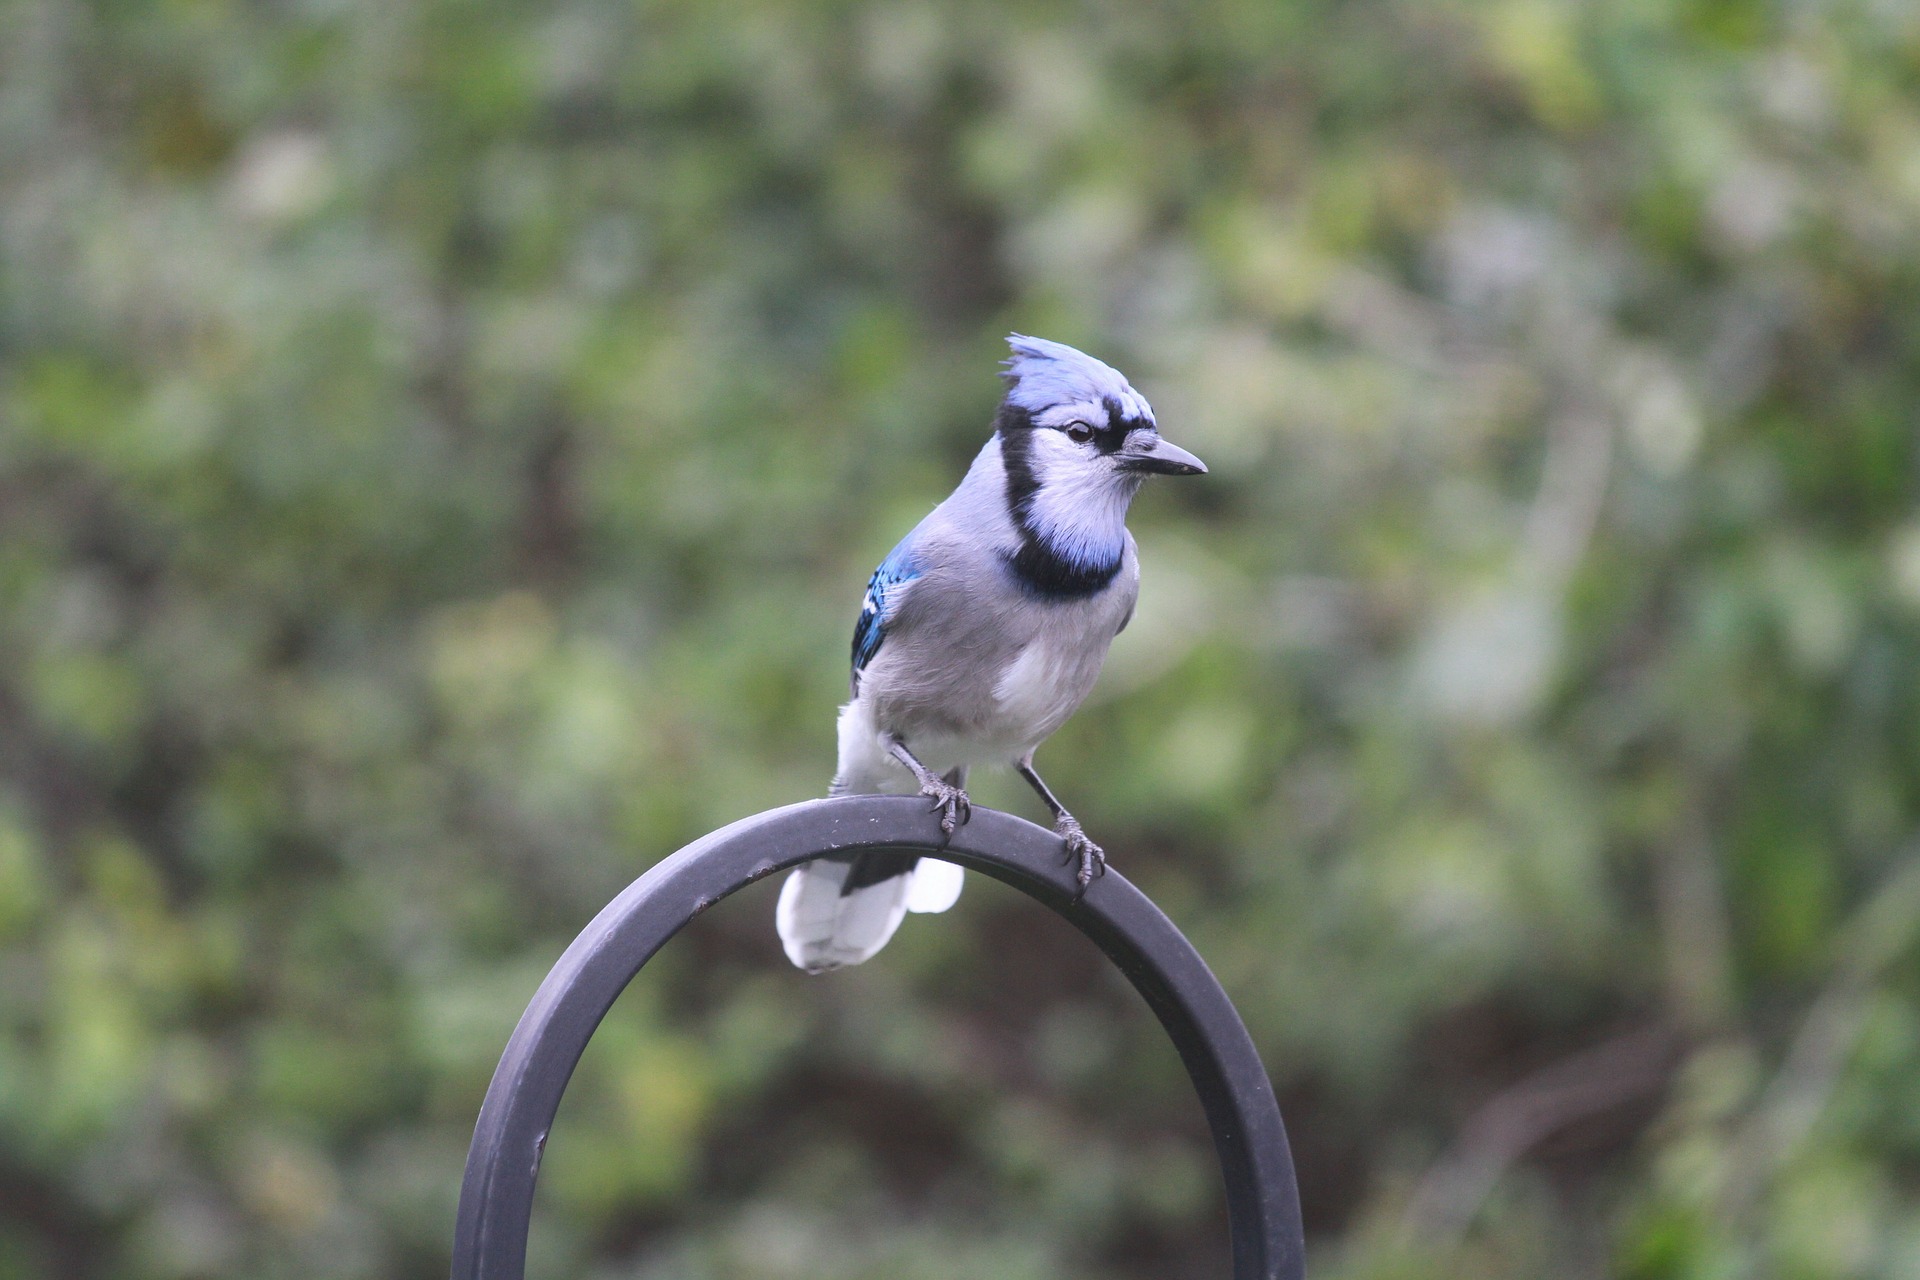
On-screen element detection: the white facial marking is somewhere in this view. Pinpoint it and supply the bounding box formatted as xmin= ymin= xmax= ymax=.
xmin=1020 ymin=428 xmax=1142 ymax=567
xmin=1030 ymin=399 xmax=1111 ymax=431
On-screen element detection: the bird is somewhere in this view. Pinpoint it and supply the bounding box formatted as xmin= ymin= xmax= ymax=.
xmin=776 ymin=334 xmax=1207 ymax=973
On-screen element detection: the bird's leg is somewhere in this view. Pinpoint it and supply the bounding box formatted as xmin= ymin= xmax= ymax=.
xmin=1015 ymin=752 xmax=1105 ymax=897
xmin=887 ymin=737 xmax=971 ymax=841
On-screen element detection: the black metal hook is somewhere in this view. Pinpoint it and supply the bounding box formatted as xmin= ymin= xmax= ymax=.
xmin=451 ymin=796 xmax=1305 ymax=1279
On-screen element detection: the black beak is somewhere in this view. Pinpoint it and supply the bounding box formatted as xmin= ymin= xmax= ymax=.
xmin=1116 ymin=435 xmax=1207 ymax=476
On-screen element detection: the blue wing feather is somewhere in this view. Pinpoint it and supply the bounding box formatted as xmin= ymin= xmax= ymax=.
xmin=850 ymin=539 xmax=922 ymax=693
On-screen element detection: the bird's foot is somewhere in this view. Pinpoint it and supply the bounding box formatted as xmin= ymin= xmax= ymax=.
xmin=920 ymin=778 xmax=971 ymax=842
xmin=1057 ymin=817 xmax=1106 ymax=899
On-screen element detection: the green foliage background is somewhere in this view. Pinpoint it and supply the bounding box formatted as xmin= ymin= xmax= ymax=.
xmin=5 ymin=0 xmax=1920 ymax=1275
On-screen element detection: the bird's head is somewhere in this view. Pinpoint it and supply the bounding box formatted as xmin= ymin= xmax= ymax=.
xmin=991 ymin=335 xmax=1206 ymax=581
xmin=996 ymin=334 xmax=1206 ymax=493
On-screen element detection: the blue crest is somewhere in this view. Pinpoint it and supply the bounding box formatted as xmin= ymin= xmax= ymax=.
xmin=1001 ymin=335 xmax=1154 ymax=426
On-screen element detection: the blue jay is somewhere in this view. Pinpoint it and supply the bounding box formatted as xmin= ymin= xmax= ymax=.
xmin=776 ymin=335 xmax=1207 ymax=972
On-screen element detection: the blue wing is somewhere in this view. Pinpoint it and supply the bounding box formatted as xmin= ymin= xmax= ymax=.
xmin=850 ymin=540 xmax=922 ymax=694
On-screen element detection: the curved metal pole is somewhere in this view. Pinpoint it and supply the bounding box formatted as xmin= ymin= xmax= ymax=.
xmin=451 ymin=796 xmax=1304 ymax=1280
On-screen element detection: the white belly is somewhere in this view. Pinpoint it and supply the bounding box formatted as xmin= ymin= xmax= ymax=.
xmin=990 ymin=633 xmax=1100 ymax=747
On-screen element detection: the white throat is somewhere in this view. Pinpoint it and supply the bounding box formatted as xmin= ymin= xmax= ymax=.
xmin=1024 ymin=458 xmax=1140 ymax=569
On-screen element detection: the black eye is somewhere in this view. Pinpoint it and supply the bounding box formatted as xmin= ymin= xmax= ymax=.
xmin=1064 ymin=421 xmax=1095 ymax=444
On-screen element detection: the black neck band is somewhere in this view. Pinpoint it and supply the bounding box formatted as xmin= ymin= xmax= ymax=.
xmin=1001 ymin=538 xmax=1122 ymax=599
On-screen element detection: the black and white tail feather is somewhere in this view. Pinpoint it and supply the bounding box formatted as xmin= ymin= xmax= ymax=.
xmin=775 ymin=335 xmax=1205 ymax=972
xmin=776 ymin=775 xmax=967 ymax=973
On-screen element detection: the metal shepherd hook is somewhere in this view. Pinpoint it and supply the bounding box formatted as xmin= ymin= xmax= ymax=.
xmin=450 ymin=795 xmax=1306 ymax=1279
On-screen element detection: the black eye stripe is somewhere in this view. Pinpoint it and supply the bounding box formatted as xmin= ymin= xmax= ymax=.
xmin=999 ymin=398 xmax=1156 ymax=479
xmin=1057 ymin=425 xmax=1148 ymax=456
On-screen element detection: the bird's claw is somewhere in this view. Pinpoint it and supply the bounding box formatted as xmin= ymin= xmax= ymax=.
xmin=921 ymin=780 xmax=971 ymax=843
xmin=1057 ymin=818 xmax=1106 ymax=899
